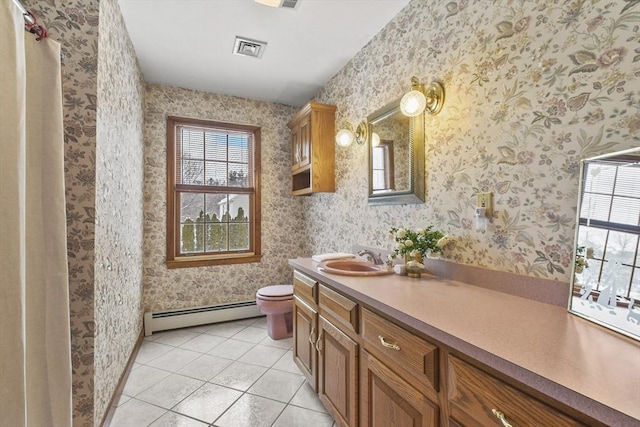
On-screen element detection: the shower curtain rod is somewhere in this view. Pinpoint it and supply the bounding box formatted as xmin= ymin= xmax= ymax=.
xmin=12 ymin=0 xmax=48 ymax=40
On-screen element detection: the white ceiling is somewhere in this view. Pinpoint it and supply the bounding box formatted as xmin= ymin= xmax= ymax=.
xmin=117 ymin=0 xmax=410 ymax=107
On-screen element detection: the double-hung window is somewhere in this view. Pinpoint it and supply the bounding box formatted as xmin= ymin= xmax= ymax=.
xmin=166 ymin=116 xmax=261 ymax=268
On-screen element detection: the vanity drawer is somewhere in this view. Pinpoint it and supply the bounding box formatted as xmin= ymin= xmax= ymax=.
xmin=448 ymin=355 xmax=584 ymax=426
xmin=318 ymin=284 xmax=358 ymax=334
xmin=361 ymin=308 xmax=439 ymax=395
xmin=293 ymin=270 xmax=317 ymax=306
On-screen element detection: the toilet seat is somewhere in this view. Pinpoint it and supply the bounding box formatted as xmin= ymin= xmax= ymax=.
xmin=256 ymin=285 xmax=293 ymax=302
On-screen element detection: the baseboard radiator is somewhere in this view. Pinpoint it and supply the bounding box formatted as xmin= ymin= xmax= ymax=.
xmin=144 ymin=300 xmax=262 ymax=336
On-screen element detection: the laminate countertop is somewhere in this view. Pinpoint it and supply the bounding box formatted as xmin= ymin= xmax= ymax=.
xmin=289 ymin=257 xmax=640 ymax=425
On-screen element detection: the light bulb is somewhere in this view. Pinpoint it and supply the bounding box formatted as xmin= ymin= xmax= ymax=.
xmin=335 ymin=129 xmax=355 ymax=147
xmin=371 ymin=132 xmax=381 ymax=147
xmin=400 ymin=90 xmax=427 ymax=117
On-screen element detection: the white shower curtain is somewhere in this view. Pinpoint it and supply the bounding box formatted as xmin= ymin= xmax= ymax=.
xmin=0 ymin=2 xmax=73 ymax=426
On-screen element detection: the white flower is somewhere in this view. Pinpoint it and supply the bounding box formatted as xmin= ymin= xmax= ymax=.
xmin=416 ymin=228 xmax=425 ymax=235
xmin=396 ymin=229 xmax=407 ymax=239
xmin=436 ymin=235 xmax=456 ymax=251
xmin=398 ymin=242 xmax=405 ymax=250
xmin=404 ymin=239 xmax=413 ymax=247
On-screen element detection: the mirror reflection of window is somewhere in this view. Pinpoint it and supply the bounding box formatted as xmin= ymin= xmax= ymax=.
xmin=372 ymin=140 xmax=395 ymax=191
xmin=577 ymin=159 xmax=640 ymax=301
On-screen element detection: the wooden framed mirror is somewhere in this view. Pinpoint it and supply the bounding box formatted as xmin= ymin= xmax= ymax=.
xmin=367 ymin=98 xmax=425 ymax=205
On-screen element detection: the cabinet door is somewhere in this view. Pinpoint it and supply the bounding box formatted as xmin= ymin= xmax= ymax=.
xmin=298 ymin=116 xmax=311 ymax=169
xmin=317 ymin=316 xmax=358 ymax=427
xmin=293 ymin=297 xmax=318 ymax=390
xmin=360 ymin=350 xmax=439 ymax=427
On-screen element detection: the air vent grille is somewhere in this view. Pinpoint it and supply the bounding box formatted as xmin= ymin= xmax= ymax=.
xmin=233 ymin=36 xmax=267 ymax=59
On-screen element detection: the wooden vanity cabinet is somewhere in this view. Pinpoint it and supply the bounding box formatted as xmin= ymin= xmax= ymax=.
xmin=293 ymin=271 xmax=318 ymax=390
xmin=447 ymin=355 xmax=591 ymax=427
xmin=288 ymin=102 xmax=336 ymax=195
xmin=317 ymin=315 xmax=359 ymax=427
xmin=360 ymin=308 xmax=440 ymax=427
xmin=293 ymin=272 xmax=359 ymax=427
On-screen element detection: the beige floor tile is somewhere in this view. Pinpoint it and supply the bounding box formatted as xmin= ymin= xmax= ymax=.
xmin=153 ymin=329 xmax=201 ymax=347
xmin=179 ymin=333 xmax=226 ymax=353
xmin=247 ymin=369 xmax=305 ymax=403
xmin=136 ymin=341 xmax=174 ymax=364
xmin=110 ymin=398 xmax=166 ymax=427
xmin=259 ymin=335 xmax=293 ymax=350
xmin=213 ymin=394 xmax=285 ymax=427
xmin=289 ymin=382 xmax=327 ymax=413
xmin=238 ymin=345 xmax=287 ymax=368
xmin=249 ymin=317 xmax=268 ymax=329
xmin=147 ymin=347 xmax=202 ymax=372
xmin=207 ymin=338 xmax=255 ymax=360
xmin=272 ymin=405 xmax=334 ymax=427
xmin=178 ymin=354 xmax=233 ymax=381
xmin=205 ymin=321 xmax=248 ymax=338
xmin=148 ymin=411 xmax=208 ymax=427
xmin=271 ymin=351 xmax=301 ymax=375
xmin=211 ymin=361 xmax=268 ymax=391
xmin=122 ymin=365 xmax=172 ymax=397
xmin=173 ymin=383 xmax=242 ymax=424
xmin=136 ymin=373 xmax=204 ymax=409
xmin=231 ymin=326 xmax=269 ymax=344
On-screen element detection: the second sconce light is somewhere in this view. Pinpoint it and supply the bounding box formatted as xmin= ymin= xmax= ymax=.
xmin=400 ymin=76 xmax=445 ymax=117
xmin=335 ymin=121 xmax=368 ymax=147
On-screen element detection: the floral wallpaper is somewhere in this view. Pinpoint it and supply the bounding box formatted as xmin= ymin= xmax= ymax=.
xmin=95 ymin=0 xmax=145 ymax=424
xmin=310 ymin=0 xmax=639 ymax=284
xmin=143 ymin=85 xmax=302 ymax=312
xmin=25 ymin=0 xmax=100 ymax=425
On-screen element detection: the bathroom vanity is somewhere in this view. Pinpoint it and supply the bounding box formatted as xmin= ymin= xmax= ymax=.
xmin=289 ymin=257 xmax=640 ymax=427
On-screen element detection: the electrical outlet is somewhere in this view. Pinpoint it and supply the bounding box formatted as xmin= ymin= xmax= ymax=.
xmin=476 ymin=192 xmax=493 ymax=217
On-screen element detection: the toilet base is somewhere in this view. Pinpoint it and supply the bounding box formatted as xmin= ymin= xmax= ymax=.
xmin=266 ymin=311 xmax=293 ymax=340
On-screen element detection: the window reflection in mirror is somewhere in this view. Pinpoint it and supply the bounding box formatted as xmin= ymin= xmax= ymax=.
xmin=372 ymin=141 xmax=394 ymax=191
xmin=570 ymin=147 xmax=640 ymax=340
xmin=367 ymin=98 xmax=425 ymax=205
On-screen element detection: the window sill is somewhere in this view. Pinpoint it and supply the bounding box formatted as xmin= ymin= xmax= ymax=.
xmin=166 ymin=254 xmax=262 ymax=269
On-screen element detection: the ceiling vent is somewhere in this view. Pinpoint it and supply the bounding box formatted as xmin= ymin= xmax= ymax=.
xmin=254 ymin=0 xmax=300 ymax=9
xmin=233 ymin=36 xmax=267 ymax=59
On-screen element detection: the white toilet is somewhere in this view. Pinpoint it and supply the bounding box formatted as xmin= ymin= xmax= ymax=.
xmin=255 ymin=284 xmax=294 ymax=340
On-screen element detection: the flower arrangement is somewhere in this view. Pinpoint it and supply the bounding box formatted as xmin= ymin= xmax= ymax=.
xmin=575 ymin=245 xmax=594 ymax=274
xmin=389 ymin=226 xmax=446 ymax=260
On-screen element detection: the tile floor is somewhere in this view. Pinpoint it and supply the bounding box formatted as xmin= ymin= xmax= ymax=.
xmin=111 ymin=317 xmax=336 ymax=427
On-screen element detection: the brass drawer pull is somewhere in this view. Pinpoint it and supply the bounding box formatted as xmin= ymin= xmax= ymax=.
xmin=315 ymin=332 xmax=323 ymax=354
xmin=378 ymin=335 xmax=400 ymax=351
xmin=491 ymin=409 xmax=513 ymax=427
xmin=308 ymin=327 xmax=316 ymax=345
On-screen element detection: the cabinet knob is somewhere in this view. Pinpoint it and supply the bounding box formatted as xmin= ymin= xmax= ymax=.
xmin=378 ymin=335 xmax=401 ymax=351
xmin=491 ymin=409 xmax=513 ymax=427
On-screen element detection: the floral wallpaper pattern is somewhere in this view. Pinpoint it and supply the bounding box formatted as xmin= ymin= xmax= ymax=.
xmin=143 ymin=85 xmax=302 ymax=312
xmin=95 ymin=0 xmax=145 ymax=424
xmin=25 ymin=0 xmax=100 ymax=425
xmin=311 ymin=0 xmax=639 ymax=284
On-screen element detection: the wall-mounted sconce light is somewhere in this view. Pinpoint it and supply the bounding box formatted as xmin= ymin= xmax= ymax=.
xmin=335 ymin=121 xmax=368 ymax=147
xmin=399 ymin=76 xmax=445 ymax=117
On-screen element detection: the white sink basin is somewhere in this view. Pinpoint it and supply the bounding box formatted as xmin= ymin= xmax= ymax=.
xmin=318 ymin=260 xmax=392 ymax=276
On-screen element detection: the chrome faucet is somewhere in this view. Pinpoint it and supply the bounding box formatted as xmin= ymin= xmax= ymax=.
xmin=358 ymin=249 xmax=384 ymax=265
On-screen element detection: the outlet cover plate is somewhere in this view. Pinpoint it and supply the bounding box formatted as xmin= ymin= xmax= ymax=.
xmin=476 ymin=192 xmax=493 ymax=217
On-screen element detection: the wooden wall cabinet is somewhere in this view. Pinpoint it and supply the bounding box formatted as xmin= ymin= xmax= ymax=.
xmin=288 ymin=102 xmax=336 ymax=195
